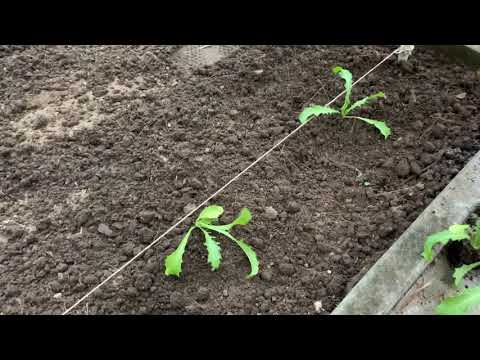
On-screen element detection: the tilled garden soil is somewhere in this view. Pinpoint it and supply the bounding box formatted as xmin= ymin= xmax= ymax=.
xmin=1 ymin=45 xmax=479 ymax=314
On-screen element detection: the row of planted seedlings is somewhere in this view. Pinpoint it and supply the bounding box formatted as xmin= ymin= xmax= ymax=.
xmin=164 ymin=62 xmax=480 ymax=315
xmin=164 ymin=70 xmax=389 ymax=284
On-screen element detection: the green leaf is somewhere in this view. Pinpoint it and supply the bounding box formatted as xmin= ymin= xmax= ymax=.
xmin=197 ymin=207 xmax=252 ymax=232
xmin=346 ymin=92 xmax=385 ymax=115
xmin=197 ymin=205 xmax=224 ymax=224
xmin=453 ymin=261 xmax=480 ymax=288
xmin=349 ymin=116 xmax=391 ymax=139
xmin=200 ymin=223 xmax=259 ymax=278
xmin=229 ymin=237 xmax=259 ymax=279
xmin=422 ymin=224 xmax=471 ymax=262
xmin=471 ymin=221 xmax=480 ymax=250
xmin=436 ymin=286 xmax=480 ymax=315
xmin=164 ymin=226 xmax=195 ymax=277
xmin=332 ymin=66 xmax=353 ymax=115
xmin=298 ymin=105 xmax=339 ymax=124
xmin=223 ymin=207 xmax=252 ymax=230
xmin=200 ymin=228 xmax=222 ymax=271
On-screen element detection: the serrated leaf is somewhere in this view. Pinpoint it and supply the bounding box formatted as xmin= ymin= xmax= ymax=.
xmin=422 ymin=224 xmax=471 ymax=262
xmin=197 ymin=205 xmax=224 ymax=224
xmin=229 ymin=237 xmax=259 ymax=279
xmin=332 ymin=66 xmax=353 ymax=115
xmin=200 ymin=223 xmax=259 ymax=278
xmin=471 ymin=221 xmax=480 ymax=250
xmin=350 ymin=116 xmax=391 ymax=139
xmin=200 ymin=228 xmax=222 ymax=271
xmin=436 ymin=286 xmax=480 ymax=315
xmin=298 ymin=105 xmax=339 ymax=124
xmin=346 ymin=92 xmax=385 ymax=115
xmin=453 ymin=261 xmax=480 ymax=288
xmin=164 ymin=226 xmax=195 ymax=277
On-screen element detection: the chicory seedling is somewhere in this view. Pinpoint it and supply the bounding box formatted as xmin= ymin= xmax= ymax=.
xmin=164 ymin=205 xmax=259 ymax=278
xmin=422 ymin=220 xmax=480 ymax=315
xmin=299 ymin=66 xmax=391 ymax=139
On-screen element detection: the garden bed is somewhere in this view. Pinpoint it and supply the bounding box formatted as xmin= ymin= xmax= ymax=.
xmin=0 ymin=45 xmax=479 ymax=314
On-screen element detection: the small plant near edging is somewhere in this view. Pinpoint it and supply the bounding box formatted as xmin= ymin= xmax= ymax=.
xmin=422 ymin=221 xmax=480 ymax=315
xmin=298 ymin=66 xmax=391 ymax=139
xmin=164 ymin=205 xmax=259 ymax=278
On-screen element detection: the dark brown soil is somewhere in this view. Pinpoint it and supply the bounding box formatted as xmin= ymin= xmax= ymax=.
xmin=0 ymin=45 xmax=479 ymax=315
xmin=446 ymin=209 xmax=480 ymax=267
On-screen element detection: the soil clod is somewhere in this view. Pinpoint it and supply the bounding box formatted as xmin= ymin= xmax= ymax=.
xmin=97 ymin=223 xmax=114 ymax=237
xmin=264 ymin=206 xmax=278 ymax=220
xmin=395 ymin=159 xmax=411 ymax=177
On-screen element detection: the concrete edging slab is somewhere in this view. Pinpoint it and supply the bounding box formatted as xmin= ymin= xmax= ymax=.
xmin=420 ymin=45 xmax=480 ymax=69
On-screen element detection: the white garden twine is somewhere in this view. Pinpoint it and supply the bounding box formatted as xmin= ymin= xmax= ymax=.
xmin=62 ymin=46 xmax=404 ymax=315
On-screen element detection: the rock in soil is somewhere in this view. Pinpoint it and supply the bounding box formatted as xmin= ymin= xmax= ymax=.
xmin=97 ymin=223 xmax=114 ymax=237
xmin=183 ymin=203 xmax=196 ymax=214
xmin=138 ymin=210 xmax=158 ymax=224
xmin=264 ymin=206 xmax=278 ymax=220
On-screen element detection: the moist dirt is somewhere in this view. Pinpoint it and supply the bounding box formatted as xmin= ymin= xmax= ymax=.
xmin=0 ymin=45 xmax=479 ymax=314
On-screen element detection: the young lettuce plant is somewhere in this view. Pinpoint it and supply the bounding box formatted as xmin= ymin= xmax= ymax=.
xmin=299 ymin=66 xmax=391 ymax=139
xmin=422 ymin=221 xmax=480 ymax=315
xmin=164 ymin=205 xmax=259 ymax=278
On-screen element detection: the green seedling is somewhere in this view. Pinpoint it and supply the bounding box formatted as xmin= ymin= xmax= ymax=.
xmin=164 ymin=205 xmax=259 ymax=278
xmin=422 ymin=220 xmax=480 ymax=315
xmin=298 ymin=66 xmax=391 ymax=139
xmin=436 ymin=286 xmax=480 ymax=315
xmin=422 ymin=222 xmax=480 ymax=262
